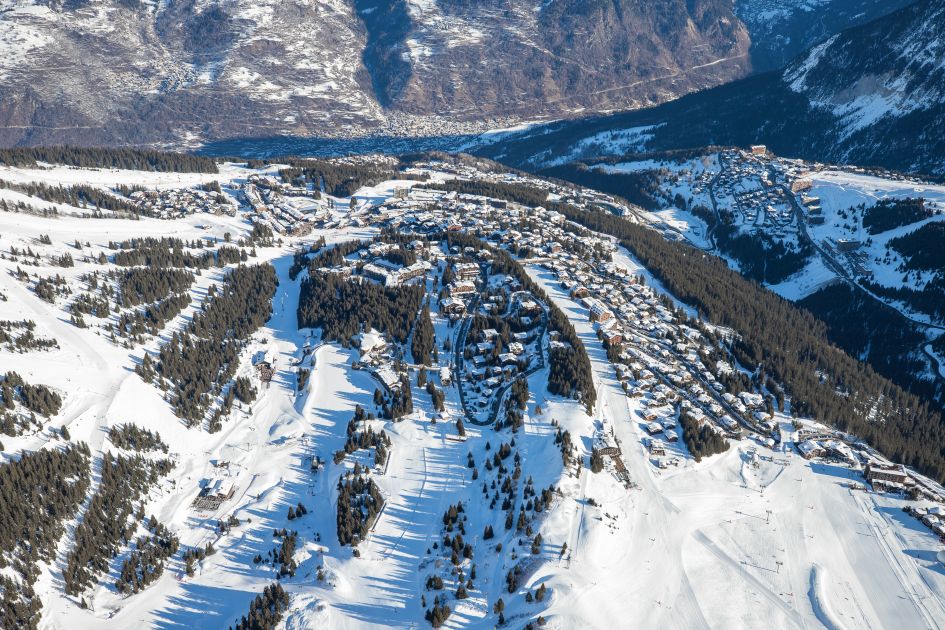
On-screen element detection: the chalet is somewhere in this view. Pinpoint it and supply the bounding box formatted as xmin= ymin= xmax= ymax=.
xmin=255 ymin=361 xmax=275 ymax=384
xmin=602 ymin=328 xmax=623 ymax=345
xmin=648 ymin=439 xmax=667 ymax=456
xmin=439 ymin=367 xmax=452 ymax=386
xmin=588 ymin=301 xmax=613 ymax=323
xmin=797 ymin=440 xmax=825 ymax=460
xmin=454 ymin=262 xmax=481 ymax=281
xmin=375 ymin=366 xmax=402 ymax=393
xmin=439 ymin=297 xmax=466 ymax=316
xmin=509 ymin=342 xmax=525 ymax=355
xmin=449 ymin=281 xmax=476 ymax=297
xmin=499 ymin=353 xmax=519 ymax=366
xmin=645 ymin=421 xmax=663 ymax=436
xmin=823 ymin=440 xmax=857 ymax=466
xmin=517 ymin=298 xmax=541 ymax=315
xmin=865 ymin=463 xmax=913 ymax=492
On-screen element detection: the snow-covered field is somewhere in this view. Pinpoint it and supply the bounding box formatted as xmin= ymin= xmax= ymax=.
xmin=0 ymin=163 xmax=943 ymax=628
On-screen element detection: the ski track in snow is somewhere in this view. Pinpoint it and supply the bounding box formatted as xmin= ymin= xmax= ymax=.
xmin=0 ymin=164 xmax=940 ymax=628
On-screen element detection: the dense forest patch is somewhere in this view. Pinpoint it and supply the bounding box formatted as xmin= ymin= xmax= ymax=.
xmin=0 ymin=445 xmax=91 ymax=628
xmin=144 ymin=264 xmax=278 ymax=425
xmin=64 ymin=453 xmax=174 ymax=595
xmin=0 ymin=147 xmax=218 ymax=173
xmin=890 ymin=221 xmax=945 ymax=270
xmin=862 ymin=197 xmax=933 ymax=234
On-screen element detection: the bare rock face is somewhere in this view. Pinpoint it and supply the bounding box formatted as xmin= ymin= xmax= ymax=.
xmin=0 ymin=0 xmax=752 ymax=147
xmin=1 ymin=0 xmax=913 ymax=149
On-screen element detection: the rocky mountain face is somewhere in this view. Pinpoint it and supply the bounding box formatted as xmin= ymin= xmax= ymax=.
xmin=483 ymin=0 xmax=945 ymax=177
xmin=734 ymin=0 xmax=914 ymax=72
xmin=0 ymin=0 xmax=747 ymax=147
xmin=0 ymin=0 xmax=930 ymax=152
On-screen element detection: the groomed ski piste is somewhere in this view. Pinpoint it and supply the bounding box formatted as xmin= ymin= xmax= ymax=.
xmin=0 ymin=161 xmax=943 ymax=629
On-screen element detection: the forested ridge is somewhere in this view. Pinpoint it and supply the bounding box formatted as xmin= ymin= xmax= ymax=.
xmin=557 ymin=202 xmax=945 ymax=480
xmin=0 ymin=180 xmax=138 ymax=214
xmin=862 ymin=197 xmax=933 ymax=234
xmin=0 ymin=445 xmax=91 ymax=628
xmin=298 ymin=275 xmax=424 ymax=345
xmin=297 ymin=240 xmax=425 ymax=344
xmin=436 ymin=177 xmax=945 ymax=481
xmin=147 ymin=264 xmax=278 ymax=425
xmin=276 ymin=158 xmax=422 ymax=197
xmin=0 ymin=147 xmax=218 ymax=173
xmin=64 ymin=453 xmax=174 ymax=595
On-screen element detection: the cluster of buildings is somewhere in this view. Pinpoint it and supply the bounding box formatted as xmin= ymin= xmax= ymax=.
xmin=127 ymin=187 xmax=236 ymax=219
xmin=241 ymin=176 xmax=328 ymax=236
xmin=458 ymin=287 xmax=546 ymax=423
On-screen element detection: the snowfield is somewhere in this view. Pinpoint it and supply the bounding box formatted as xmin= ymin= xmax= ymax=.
xmin=0 ymin=162 xmax=943 ymax=628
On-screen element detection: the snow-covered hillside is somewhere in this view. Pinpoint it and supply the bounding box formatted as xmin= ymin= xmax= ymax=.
xmin=481 ymin=0 xmax=945 ymax=177
xmin=1 ymin=155 xmax=944 ymax=629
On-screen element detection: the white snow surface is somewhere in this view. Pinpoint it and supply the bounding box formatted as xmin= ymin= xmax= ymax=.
xmin=0 ymin=163 xmax=942 ymax=628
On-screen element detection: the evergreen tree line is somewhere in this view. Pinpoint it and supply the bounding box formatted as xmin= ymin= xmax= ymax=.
xmin=336 ymin=467 xmax=384 ymax=546
xmin=114 ymin=292 xmax=192 ymax=340
xmin=1 ymin=371 xmax=62 ymax=419
xmin=64 ymin=453 xmax=174 ymax=595
xmin=233 ymin=377 xmax=257 ymax=404
xmin=107 ymin=423 xmax=168 ymax=453
xmin=0 ymin=320 xmax=58 ymax=353
xmin=150 ymin=264 xmax=277 ymax=425
xmin=0 ymin=445 xmax=90 ymax=629
xmin=863 ymin=197 xmax=932 ymax=234
xmin=0 ymin=179 xmax=138 ymax=214
xmin=680 ymin=412 xmax=730 ymax=461
xmin=712 ymin=220 xmax=812 ymax=284
xmin=33 ymin=275 xmax=69 ymax=303
xmin=230 ymin=583 xmax=289 ymax=630
xmin=381 ymin=376 xmax=414 ymax=420
xmin=0 ymin=198 xmax=57 ymax=217
xmin=269 ymin=530 xmax=298 ymax=578
xmin=115 ymin=518 xmax=179 ymax=595
xmin=117 ymin=268 xmax=194 ymax=307
xmin=0 ymin=147 xmax=218 ymax=173
xmin=111 ymin=237 xmax=215 ymax=269
xmin=333 ymin=407 xmax=391 ymax=466
xmin=297 ymin=273 xmax=424 ymax=345
xmin=863 ymin=279 xmax=945 ymax=324
xmin=889 ymin=220 xmax=945 ymax=271
xmin=540 ymin=162 xmax=665 ymax=209
xmin=411 ymin=305 xmax=435 ymax=365
xmin=277 ymin=158 xmax=423 ymax=197
xmin=799 ymin=283 xmax=938 ymax=401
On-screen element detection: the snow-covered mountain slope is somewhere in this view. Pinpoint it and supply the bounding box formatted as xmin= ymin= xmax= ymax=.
xmin=481 ymin=0 xmax=945 ymax=177
xmin=546 ymin=147 xmax=945 ymax=404
xmin=734 ymin=0 xmax=913 ymax=72
xmin=3 ymin=154 xmax=945 ymax=629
